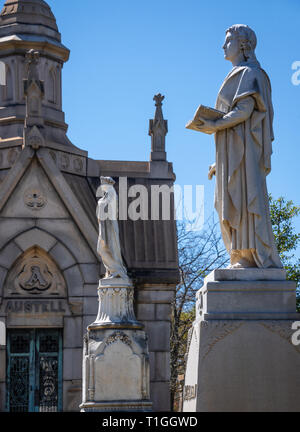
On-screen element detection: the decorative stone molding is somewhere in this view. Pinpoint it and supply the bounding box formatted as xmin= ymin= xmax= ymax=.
xmin=199 ymin=320 xmax=244 ymax=362
xmin=7 ymin=148 xmax=18 ymax=165
xmin=24 ymin=188 xmax=47 ymax=210
xmin=89 ymin=280 xmax=142 ymax=330
xmin=105 ymin=331 xmax=132 ymax=348
xmin=4 ymin=246 xmax=66 ymax=297
xmin=259 ymin=321 xmax=300 ymax=354
xmin=0 ymin=147 xmax=22 ymax=170
xmin=80 ymin=327 xmax=152 ymax=412
xmin=47 ymin=149 xmax=86 ymax=176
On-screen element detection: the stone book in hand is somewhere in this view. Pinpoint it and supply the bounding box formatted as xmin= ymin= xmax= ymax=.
xmin=186 ymin=104 xmax=225 ymax=134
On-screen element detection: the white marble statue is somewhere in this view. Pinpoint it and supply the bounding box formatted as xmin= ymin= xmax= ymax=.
xmin=96 ymin=177 xmax=129 ymax=281
xmin=191 ymin=24 xmax=282 ymax=269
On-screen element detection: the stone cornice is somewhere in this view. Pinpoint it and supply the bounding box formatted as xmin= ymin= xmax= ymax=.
xmin=0 ymin=36 xmax=69 ymax=62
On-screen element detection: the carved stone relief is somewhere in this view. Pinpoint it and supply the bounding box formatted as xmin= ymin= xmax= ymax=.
xmin=4 ymin=246 xmax=66 ymax=297
xmin=0 ymin=147 xmax=22 ymax=170
xmin=24 ymin=188 xmax=47 ymax=210
xmin=47 ymin=149 xmax=86 ymax=176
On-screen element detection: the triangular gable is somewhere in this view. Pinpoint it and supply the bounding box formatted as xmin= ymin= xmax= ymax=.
xmin=37 ymin=147 xmax=98 ymax=259
xmin=0 ymin=146 xmax=99 ymax=259
xmin=1 ymin=159 xmax=69 ymax=219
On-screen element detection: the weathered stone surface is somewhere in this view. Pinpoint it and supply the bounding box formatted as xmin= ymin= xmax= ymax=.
xmin=49 ymin=242 xmax=76 ymax=270
xmin=63 ymin=348 xmax=82 ymax=380
xmin=83 ymin=297 xmax=98 ymax=316
xmin=63 ymin=265 xmax=84 ymax=297
xmin=83 ymin=284 xmax=98 ymax=297
xmin=81 ymin=328 xmax=151 ymax=410
xmin=155 ymin=303 xmax=171 ymax=321
xmin=68 ymin=298 xmax=83 ymax=316
xmin=0 ymin=241 xmax=22 ymax=269
xmin=149 ymin=351 xmax=155 ymax=381
xmin=150 ymin=381 xmax=171 ymax=412
xmin=80 ymin=264 xmax=100 ymax=284
xmin=155 ymin=352 xmax=170 ymax=381
xmin=37 ymin=219 xmax=97 ymax=263
xmin=184 ymin=271 xmax=300 ymax=412
xmin=63 ymin=380 xmax=82 ymax=412
xmin=137 ymin=289 xmax=174 ymax=304
xmin=208 ymin=268 xmax=287 ymax=281
xmin=143 ymin=321 xmax=170 ymax=351
xmin=0 ymin=219 xmax=35 ymax=249
xmin=15 ymin=228 xmax=57 ymax=252
xmin=7 ymin=313 xmax=64 ymax=328
xmin=137 ymin=303 xmax=155 ymax=321
xmin=199 ymin=279 xmax=298 ymax=319
xmin=63 ymin=317 xmax=83 ymax=348
xmin=184 ymin=318 xmax=300 ymax=412
xmin=0 ymin=267 xmax=7 ymax=298
xmin=1 ymin=159 xmax=70 ymax=219
xmin=83 ymin=315 xmax=96 ymax=331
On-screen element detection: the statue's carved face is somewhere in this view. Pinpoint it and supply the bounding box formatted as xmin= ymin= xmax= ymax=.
xmin=222 ymin=31 xmax=240 ymax=62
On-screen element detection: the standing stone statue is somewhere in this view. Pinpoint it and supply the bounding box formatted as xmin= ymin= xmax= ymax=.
xmin=96 ymin=176 xmax=129 ymax=281
xmin=81 ymin=178 xmax=152 ymax=412
xmin=189 ymin=24 xmax=282 ymax=269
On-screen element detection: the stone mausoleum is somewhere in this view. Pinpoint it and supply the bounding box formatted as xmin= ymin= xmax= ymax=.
xmin=0 ymin=0 xmax=179 ymax=412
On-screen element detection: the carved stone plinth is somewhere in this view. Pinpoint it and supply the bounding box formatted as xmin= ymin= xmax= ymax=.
xmin=80 ymin=327 xmax=152 ymax=412
xmin=183 ymin=269 xmax=300 ymax=412
xmin=89 ymin=279 xmax=142 ymax=330
xmin=80 ymin=278 xmax=152 ymax=412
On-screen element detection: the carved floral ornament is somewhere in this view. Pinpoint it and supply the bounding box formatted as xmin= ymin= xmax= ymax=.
xmin=24 ymin=188 xmax=47 ymax=210
xmin=4 ymin=246 xmax=66 ymax=297
xmin=105 ymin=331 xmax=132 ymax=347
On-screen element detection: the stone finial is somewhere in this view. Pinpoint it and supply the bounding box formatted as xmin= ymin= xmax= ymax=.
xmin=149 ymin=93 xmax=168 ymax=161
xmin=23 ymin=49 xmax=45 ymax=148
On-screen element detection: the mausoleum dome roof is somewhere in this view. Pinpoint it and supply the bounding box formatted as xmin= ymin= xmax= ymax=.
xmin=0 ymin=0 xmax=61 ymax=42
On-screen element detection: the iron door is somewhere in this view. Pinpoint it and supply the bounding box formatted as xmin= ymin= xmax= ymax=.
xmin=6 ymin=329 xmax=63 ymax=412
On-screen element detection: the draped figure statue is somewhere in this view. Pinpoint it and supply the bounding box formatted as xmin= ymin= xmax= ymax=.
xmin=192 ymin=24 xmax=282 ymax=269
xmin=96 ymin=176 xmax=129 ymax=281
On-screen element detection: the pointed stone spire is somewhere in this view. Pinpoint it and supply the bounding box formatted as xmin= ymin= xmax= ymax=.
xmin=149 ymin=93 xmax=168 ymax=161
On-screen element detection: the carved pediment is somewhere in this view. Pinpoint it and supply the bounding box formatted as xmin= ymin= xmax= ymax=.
xmin=4 ymin=246 xmax=66 ymax=297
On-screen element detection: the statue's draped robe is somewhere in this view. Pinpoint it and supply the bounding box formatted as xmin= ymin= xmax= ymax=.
xmin=214 ymin=61 xmax=282 ymax=268
xmin=96 ymin=188 xmax=129 ymax=279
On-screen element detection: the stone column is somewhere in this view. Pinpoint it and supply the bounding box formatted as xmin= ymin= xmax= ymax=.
xmin=183 ymin=269 xmax=300 ymax=412
xmin=80 ymin=278 xmax=152 ymax=412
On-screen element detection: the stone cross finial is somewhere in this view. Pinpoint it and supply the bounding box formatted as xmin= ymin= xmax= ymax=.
xmin=149 ymin=93 xmax=168 ymax=161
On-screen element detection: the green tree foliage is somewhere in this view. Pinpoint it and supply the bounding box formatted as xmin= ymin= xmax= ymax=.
xmin=269 ymin=195 xmax=300 ymax=311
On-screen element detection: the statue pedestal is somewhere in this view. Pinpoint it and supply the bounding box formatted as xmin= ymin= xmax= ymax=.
xmin=183 ymin=269 xmax=300 ymax=412
xmin=80 ymin=279 xmax=152 ymax=412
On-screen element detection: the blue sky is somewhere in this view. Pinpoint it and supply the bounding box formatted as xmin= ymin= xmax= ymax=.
xmin=45 ymin=0 xmax=300 ymax=234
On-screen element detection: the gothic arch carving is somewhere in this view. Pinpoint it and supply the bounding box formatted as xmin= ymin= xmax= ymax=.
xmin=3 ymin=246 xmax=67 ymax=298
xmin=1 ymin=63 xmax=13 ymax=102
xmin=0 ymin=227 xmax=87 ymax=302
xmin=47 ymin=67 xmax=56 ymax=103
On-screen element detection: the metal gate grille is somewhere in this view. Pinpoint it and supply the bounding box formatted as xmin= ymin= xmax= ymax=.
xmin=6 ymin=329 xmax=62 ymax=412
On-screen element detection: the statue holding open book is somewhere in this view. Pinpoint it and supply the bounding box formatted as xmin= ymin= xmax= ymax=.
xmin=187 ymin=24 xmax=282 ymax=269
